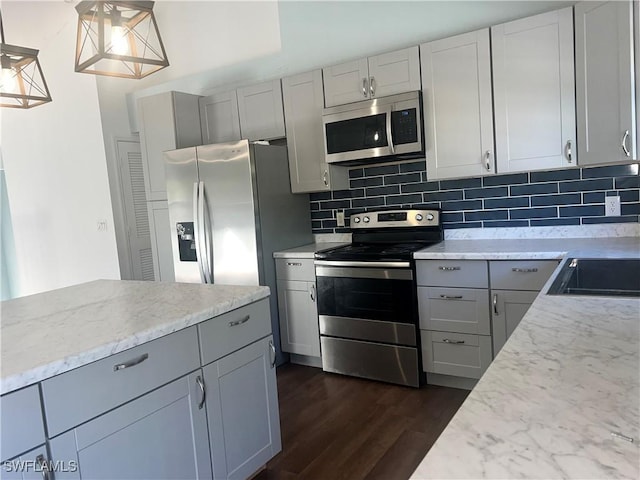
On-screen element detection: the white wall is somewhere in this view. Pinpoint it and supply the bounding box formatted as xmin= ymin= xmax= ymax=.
xmin=0 ymin=1 xmax=120 ymax=297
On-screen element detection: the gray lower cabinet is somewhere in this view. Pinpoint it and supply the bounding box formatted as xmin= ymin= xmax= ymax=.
xmin=1 ymin=385 xmax=45 ymax=464
xmin=49 ymin=371 xmax=212 ymax=480
xmin=491 ymin=289 xmax=539 ymax=356
xmin=204 ymin=335 xmax=281 ymax=480
xmin=277 ymin=280 xmax=320 ymax=357
xmin=421 ymin=330 xmax=493 ymax=379
xmin=1 ymin=445 xmax=50 ymax=480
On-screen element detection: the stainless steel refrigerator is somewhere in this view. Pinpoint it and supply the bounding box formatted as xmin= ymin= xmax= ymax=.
xmin=164 ymin=139 xmax=313 ymax=364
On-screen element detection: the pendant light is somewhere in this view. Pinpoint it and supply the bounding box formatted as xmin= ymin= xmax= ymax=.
xmin=0 ymin=10 xmax=52 ymax=109
xmin=74 ymin=1 xmax=169 ymax=79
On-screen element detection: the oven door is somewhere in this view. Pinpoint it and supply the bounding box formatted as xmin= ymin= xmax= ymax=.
xmin=315 ymin=262 xmax=417 ymax=343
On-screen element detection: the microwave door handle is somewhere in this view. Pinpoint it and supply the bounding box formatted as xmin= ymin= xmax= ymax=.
xmin=193 ymin=182 xmax=206 ymax=283
xmin=385 ymin=106 xmax=395 ymax=154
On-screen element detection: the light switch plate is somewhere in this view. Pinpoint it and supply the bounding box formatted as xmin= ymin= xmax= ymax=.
xmin=605 ymin=196 xmax=621 ymax=216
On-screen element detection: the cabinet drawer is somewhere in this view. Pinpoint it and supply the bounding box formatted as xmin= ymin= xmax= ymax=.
xmin=275 ymin=258 xmax=315 ymax=282
xmin=416 ymin=260 xmax=488 ymax=288
xmin=41 ymin=326 xmax=200 ymax=438
xmin=1 ymin=385 xmax=45 ymax=461
xmin=418 ymin=287 xmax=490 ymax=335
xmin=490 ymin=260 xmax=559 ymax=291
xmin=199 ymin=298 xmax=271 ymax=366
xmin=421 ymin=330 xmax=493 ymax=379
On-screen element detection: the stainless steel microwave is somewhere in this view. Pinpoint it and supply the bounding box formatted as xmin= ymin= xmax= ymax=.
xmin=322 ymin=91 xmax=423 ymax=165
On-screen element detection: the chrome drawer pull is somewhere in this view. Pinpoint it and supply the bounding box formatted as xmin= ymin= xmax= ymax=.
xmin=114 ymin=353 xmax=149 ymax=371
xmin=443 ymin=339 xmax=465 ymax=344
xmin=440 ymin=294 xmax=463 ymax=300
xmin=287 ymin=262 xmax=302 ymax=266
xmin=196 ymin=375 xmax=206 ymax=410
xmin=438 ymin=266 xmax=461 ymax=271
xmin=512 ymin=268 xmax=538 ymax=273
xmin=229 ymin=315 xmax=250 ymax=327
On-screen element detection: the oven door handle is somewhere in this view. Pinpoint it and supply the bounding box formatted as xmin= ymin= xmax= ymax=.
xmin=314 ymin=260 xmax=410 ymax=268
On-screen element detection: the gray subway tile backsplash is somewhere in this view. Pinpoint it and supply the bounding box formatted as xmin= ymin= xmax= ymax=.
xmin=308 ymin=161 xmax=640 ymax=233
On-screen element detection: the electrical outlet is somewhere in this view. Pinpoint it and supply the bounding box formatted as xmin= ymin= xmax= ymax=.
xmin=336 ymin=210 xmax=345 ymax=227
xmin=605 ymin=196 xmax=621 ymax=217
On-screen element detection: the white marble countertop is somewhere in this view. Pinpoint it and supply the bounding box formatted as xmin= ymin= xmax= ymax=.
xmin=273 ymin=242 xmax=348 ymax=259
xmin=411 ymin=237 xmax=640 ymax=479
xmin=0 ymin=280 xmax=269 ymax=395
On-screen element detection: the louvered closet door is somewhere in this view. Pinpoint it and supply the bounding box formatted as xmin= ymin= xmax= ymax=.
xmin=117 ymin=139 xmax=155 ymax=281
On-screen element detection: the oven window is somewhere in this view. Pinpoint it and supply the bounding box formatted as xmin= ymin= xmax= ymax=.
xmin=325 ymin=113 xmax=388 ymax=154
xmin=316 ymin=276 xmax=416 ymax=323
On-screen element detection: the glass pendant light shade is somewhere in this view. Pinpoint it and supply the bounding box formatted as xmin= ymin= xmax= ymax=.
xmin=75 ymin=1 xmax=169 ymax=79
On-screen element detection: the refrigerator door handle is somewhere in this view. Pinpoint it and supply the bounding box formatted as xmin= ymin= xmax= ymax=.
xmin=200 ymin=182 xmax=214 ymax=284
xmin=193 ymin=181 xmax=206 ymax=283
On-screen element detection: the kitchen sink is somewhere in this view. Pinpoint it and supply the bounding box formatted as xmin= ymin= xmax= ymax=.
xmin=547 ymin=258 xmax=640 ymax=297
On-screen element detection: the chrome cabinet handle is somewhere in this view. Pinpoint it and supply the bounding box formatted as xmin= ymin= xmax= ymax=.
xmin=485 ymin=150 xmax=491 ymax=171
xmin=36 ymin=454 xmax=50 ymax=480
xmin=196 ymin=375 xmax=206 ymax=410
xmin=443 ymin=339 xmax=465 ymax=344
xmin=310 ymin=283 xmax=316 ymax=302
xmin=114 ymin=353 xmax=149 ymax=371
xmin=369 ymin=76 xmax=375 ymax=97
xmin=229 ymin=315 xmax=250 ymax=327
xmin=566 ymin=140 xmax=573 ymax=163
xmin=323 ymin=169 xmax=329 ymax=187
xmin=287 ymin=262 xmax=302 ymax=266
xmin=622 ymin=130 xmax=631 ymax=157
xmin=440 ymin=294 xmax=463 ymax=300
xmin=362 ymin=78 xmax=368 ymax=98
xmin=512 ymin=267 xmax=538 ymax=273
xmin=269 ymin=340 xmax=276 ymax=368
xmin=438 ymin=266 xmax=461 ymax=271
xmin=493 ymin=293 xmax=499 ymax=315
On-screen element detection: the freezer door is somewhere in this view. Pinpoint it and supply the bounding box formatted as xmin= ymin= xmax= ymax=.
xmin=164 ymin=147 xmax=203 ymax=283
xmin=197 ymin=141 xmax=260 ymax=286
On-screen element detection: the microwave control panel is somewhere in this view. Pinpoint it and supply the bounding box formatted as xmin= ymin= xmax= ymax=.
xmin=391 ymin=108 xmax=418 ymax=145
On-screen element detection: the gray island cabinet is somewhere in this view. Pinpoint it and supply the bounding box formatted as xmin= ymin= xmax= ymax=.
xmin=0 ymin=280 xmax=279 ymax=480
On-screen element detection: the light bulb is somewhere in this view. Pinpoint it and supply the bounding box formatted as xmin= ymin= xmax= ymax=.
xmin=111 ymin=25 xmax=129 ymax=55
xmin=0 ymin=67 xmax=17 ymax=93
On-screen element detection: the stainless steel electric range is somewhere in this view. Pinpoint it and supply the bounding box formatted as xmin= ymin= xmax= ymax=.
xmin=314 ymin=209 xmax=443 ymax=387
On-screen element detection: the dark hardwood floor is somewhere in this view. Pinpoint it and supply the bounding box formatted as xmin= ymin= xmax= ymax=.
xmin=255 ymin=364 xmax=469 ymax=480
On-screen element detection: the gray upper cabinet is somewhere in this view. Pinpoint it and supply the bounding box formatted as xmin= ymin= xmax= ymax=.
xmin=322 ymin=46 xmax=420 ymax=107
xmin=199 ymin=90 xmax=242 ymax=145
xmin=421 ymin=29 xmax=495 ymax=180
xmin=237 ymin=80 xmax=286 ymax=141
xmin=201 ymin=81 xmax=286 ymax=144
xmin=138 ymin=91 xmax=202 ymax=202
xmin=575 ymin=1 xmax=637 ymax=164
xmin=282 ymin=70 xmax=349 ymax=193
xmin=492 ymin=7 xmax=577 ymax=173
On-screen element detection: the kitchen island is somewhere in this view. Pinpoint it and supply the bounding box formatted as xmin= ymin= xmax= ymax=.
xmin=411 ymin=237 xmax=640 ymax=479
xmin=1 ymin=280 xmax=280 ymax=480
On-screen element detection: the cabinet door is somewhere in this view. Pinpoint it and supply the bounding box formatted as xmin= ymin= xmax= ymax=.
xmin=1 ymin=385 xmax=45 ymax=464
xmin=421 ymin=330 xmax=493 ymax=379
xmin=1 ymin=445 xmax=50 ymax=480
xmin=138 ymin=92 xmax=201 ymax=202
xmin=199 ymin=90 xmax=242 ymax=145
xmin=204 ymin=336 xmax=281 ymax=480
xmin=492 ymin=7 xmax=576 ymax=172
xmin=322 ymin=58 xmax=370 ymax=107
xmin=49 ymin=372 xmax=212 ymax=480
xmin=575 ymin=1 xmax=636 ymax=164
xmin=282 ymin=70 xmax=348 ymax=193
xmin=237 ymin=80 xmax=286 ymax=141
xmin=367 ymin=46 xmax=421 ymax=98
xmin=277 ymin=279 xmax=320 ymax=357
xmin=491 ymin=290 xmax=538 ymax=357
xmin=148 ymin=200 xmax=175 ymax=282
xmin=421 ymin=29 xmax=495 ymax=179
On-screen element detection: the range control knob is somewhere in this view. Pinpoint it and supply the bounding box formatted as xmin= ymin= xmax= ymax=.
xmin=427 ymin=213 xmax=435 ymax=221
xmin=415 ymin=214 xmax=423 ymax=222
xmin=363 ymin=216 xmax=370 ymax=223
xmin=353 ymin=217 xmax=361 ymax=224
